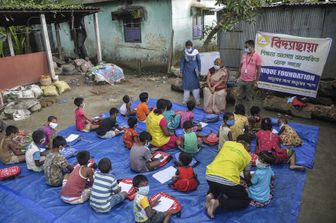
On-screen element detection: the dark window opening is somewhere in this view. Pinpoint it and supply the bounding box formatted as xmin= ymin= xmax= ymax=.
xmin=123 ymin=18 xmax=141 ymax=43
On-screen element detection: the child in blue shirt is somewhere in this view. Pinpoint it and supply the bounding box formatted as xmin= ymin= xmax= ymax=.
xmin=248 ymin=151 xmax=275 ymax=207
xmin=163 ymin=99 xmax=180 ymax=130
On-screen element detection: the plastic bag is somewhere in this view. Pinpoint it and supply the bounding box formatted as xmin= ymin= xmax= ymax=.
xmin=29 ymin=85 xmax=43 ymax=98
xmin=41 ymin=85 xmax=59 ymax=96
xmin=54 ymin=81 xmax=71 ymax=94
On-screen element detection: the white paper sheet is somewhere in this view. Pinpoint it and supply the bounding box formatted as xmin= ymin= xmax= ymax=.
xmin=153 ymin=197 xmax=174 ymax=212
xmin=199 ymin=122 xmax=208 ymax=128
xmin=152 ymin=166 xmax=176 ymax=184
xmin=154 ymin=154 xmax=163 ymax=159
xmin=66 ymin=134 xmax=79 ymax=143
xmin=272 ymin=129 xmax=279 ymax=134
xmin=118 ymin=182 xmax=132 ymax=193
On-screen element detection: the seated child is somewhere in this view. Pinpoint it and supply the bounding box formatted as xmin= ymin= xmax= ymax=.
xmin=170 ymin=152 xmax=199 ymax=192
xmin=178 ymin=121 xmax=202 ymax=154
xmin=60 ymin=151 xmax=94 ymax=204
xmin=133 ymin=175 xmax=172 ymax=223
xmin=218 ymin=112 xmax=234 ymax=150
xmin=90 ymin=158 xmax=128 ymax=213
xmin=248 ymin=106 xmax=262 ymax=135
xmin=248 ymin=151 xmax=275 ymax=207
xmin=256 ymin=118 xmax=305 ymax=171
xmin=130 ymin=131 xmax=161 ymax=173
xmin=120 ymin=95 xmax=136 ymax=117
xmin=278 ymin=117 xmax=303 ymax=147
xmin=178 ymin=100 xmax=197 ymax=129
xmin=230 ymin=104 xmax=249 ymax=141
xmin=74 ymin=97 xmax=100 ymax=132
xmin=42 ymin=115 xmax=58 ymax=149
xmin=44 ymin=136 xmax=73 ymax=186
xmin=163 ymin=99 xmax=180 ymax=130
xmin=0 ymin=125 xmax=25 ymax=165
xmin=136 ymin=92 xmax=150 ymax=122
xmin=25 ymin=129 xmax=46 ymax=172
xmin=96 ymin=108 xmax=123 ymax=139
xmin=123 ymin=117 xmax=139 ymax=149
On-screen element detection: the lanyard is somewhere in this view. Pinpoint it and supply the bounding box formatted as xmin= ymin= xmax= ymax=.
xmin=245 ymin=52 xmax=255 ymax=66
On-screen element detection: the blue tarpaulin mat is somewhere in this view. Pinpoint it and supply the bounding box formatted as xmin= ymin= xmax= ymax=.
xmin=0 ymin=99 xmax=319 ymax=223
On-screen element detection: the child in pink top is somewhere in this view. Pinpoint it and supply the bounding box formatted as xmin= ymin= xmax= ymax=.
xmin=42 ymin=116 xmax=58 ymax=149
xmin=74 ymin=97 xmax=100 ymax=132
xmin=60 ymin=151 xmax=94 ymax=204
xmin=177 ymin=100 xmax=201 ymax=131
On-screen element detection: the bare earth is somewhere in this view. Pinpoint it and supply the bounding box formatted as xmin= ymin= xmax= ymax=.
xmin=5 ymin=73 xmax=336 ymax=223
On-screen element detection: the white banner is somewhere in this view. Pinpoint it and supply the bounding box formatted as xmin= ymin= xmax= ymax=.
xmin=255 ymin=32 xmax=332 ymax=98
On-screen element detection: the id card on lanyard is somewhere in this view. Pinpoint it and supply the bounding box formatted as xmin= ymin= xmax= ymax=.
xmin=244 ymin=53 xmax=254 ymax=74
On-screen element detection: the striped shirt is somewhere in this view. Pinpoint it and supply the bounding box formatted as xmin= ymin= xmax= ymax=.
xmin=90 ymin=172 xmax=119 ymax=212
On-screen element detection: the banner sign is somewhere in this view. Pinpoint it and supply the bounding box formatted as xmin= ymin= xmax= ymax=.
xmin=255 ymin=32 xmax=332 ymax=97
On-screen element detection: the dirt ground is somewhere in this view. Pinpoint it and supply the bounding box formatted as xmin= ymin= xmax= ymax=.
xmin=5 ymin=73 xmax=336 ymax=223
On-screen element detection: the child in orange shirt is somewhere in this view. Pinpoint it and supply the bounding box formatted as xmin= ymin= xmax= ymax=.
xmin=123 ymin=117 xmax=139 ymax=149
xmin=136 ymin=92 xmax=150 ymax=122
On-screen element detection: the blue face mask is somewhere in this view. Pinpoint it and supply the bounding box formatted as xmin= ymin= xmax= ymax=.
xmin=226 ymin=120 xmax=235 ymax=126
xmin=244 ymin=48 xmax=250 ymax=53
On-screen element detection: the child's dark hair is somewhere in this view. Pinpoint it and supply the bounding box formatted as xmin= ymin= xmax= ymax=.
xmin=52 ymin=136 xmax=67 ymax=149
xmin=223 ymin=112 xmax=233 ymax=121
xmin=154 ymin=99 xmax=167 ymax=114
xmin=48 ymin=116 xmax=57 ymax=122
xmin=74 ymin=97 xmax=84 ymax=107
xmin=179 ymin=152 xmax=192 ymax=166
xmin=165 ymin=99 xmax=173 ymax=111
xmin=259 ymin=151 xmax=275 ymax=164
xmin=32 ymin=129 xmax=45 ymax=144
xmin=5 ymin=125 xmax=18 ymax=136
xmin=261 ymin=117 xmax=272 ymax=131
xmin=123 ymin=95 xmax=130 ymax=104
xmin=98 ymin=158 xmax=112 ymax=173
xmin=139 ymin=92 xmax=149 ymax=102
xmin=250 ymin=106 xmax=260 ymax=116
xmin=237 ymin=134 xmax=251 ymax=145
xmin=76 ymin=151 xmax=90 ymax=165
xmin=234 ymin=104 xmax=246 ymax=115
xmin=128 ymin=117 xmax=138 ymax=128
xmin=139 ymin=131 xmax=152 ymax=143
xmin=109 ymin=107 xmax=119 ymax=116
xmin=133 ymin=174 xmax=148 ymax=188
xmin=186 ymin=100 xmax=195 ymax=111
xmin=183 ymin=120 xmax=193 ymax=130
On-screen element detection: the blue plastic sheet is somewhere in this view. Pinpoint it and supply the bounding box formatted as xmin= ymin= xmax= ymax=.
xmin=0 ymin=99 xmax=319 ymax=223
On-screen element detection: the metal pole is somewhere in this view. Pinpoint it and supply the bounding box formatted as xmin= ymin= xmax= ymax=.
xmin=40 ymin=13 xmax=57 ymax=80
xmin=55 ymin=23 xmax=63 ymax=60
xmin=93 ymin=13 xmax=102 ymax=63
xmin=6 ymin=28 xmax=15 ymax=56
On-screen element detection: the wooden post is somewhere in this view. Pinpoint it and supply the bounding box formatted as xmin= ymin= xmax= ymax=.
xmin=40 ymin=14 xmax=57 ymax=80
xmin=167 ymin=29 xmax=174 ymax=73
xmin=55 ymin=23 xmax=63 ymax=60
xmin=6 ymin=28 xmax=15 ymax=56
xmin=93 ymin=13 xmax=102 ymax=63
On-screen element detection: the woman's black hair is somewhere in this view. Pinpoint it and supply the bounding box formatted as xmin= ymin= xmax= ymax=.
xmin=74 ymin=97 xmax=84 ymax=107
xmin=128 ymin=117 xmax=138 ymax=128
xmin=186 ymin=100 xmax=195 ymax=111
xmin=236 ymin=134 xmax=251 ymax=144
xmin=165 ymin=99 xmax=173 ymax=111
xmin=139 ymin=131 xmax=152 ymax=143
xmin=5 ymin=125 xmax=18 ymax=136
xmin=133 ymin=174 xmax=148 ymax=187
xmin=234 ymin=104 xmax=246 ymax=115
xmin=98 ymin=158 xmax=112 ymax=173
xmin=123 ymin=95 xmax=130 ymax=104
xmin=47 ymin=116 xmax=57 ymax=122
xmin=185 ymin=40 xmax=193 ymax=47
xmin=154 ymin=99 xmax=167 ymax=114
xmin=76 ymin=151 xmax=90 ymax=165
xmin=250 ymin=106 xmax=260 ymax=116
xmin=223 ymin=112 xmax=233 ymax=121
xmin=261 ymin=117 xmax=272 ymax=131
xmin=179 ymin=152 xmax=192 ymax=166
xmin=32 ymin=129 xmax=45 ymax=144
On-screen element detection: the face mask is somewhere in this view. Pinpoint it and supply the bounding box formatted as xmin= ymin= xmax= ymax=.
xmin=254 ymin=116 xmax=260 ymax=122
xmin=256 ymin=159 xmax=268 ymax=168
xmin=186 ymin=47 xmax=193 ymax=53
xmin=59 ymin=146 xmax=65 ymax=153
xmin=49 ymin=122 xmax=58 ymax=129
xmin=145 ymin=141 xmax=150 ymax=148
xmin=40 ymin=138 xmax=46 ymax=144
xmin=138 ymin=185 xmax=149 ymax=196
xmin=13 ymin=135 xmax=19 ymax=141
xmin=82 ymin=103 xmax=86 ymax=108
xmin=213 ymin=65 xmax=220 ymax=70
xmin=244 ymin=48 xmax=250 ymax=53
xmin=226 ymin=120 xmax=235 ymax=127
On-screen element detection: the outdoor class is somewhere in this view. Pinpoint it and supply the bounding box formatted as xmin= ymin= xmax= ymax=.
xmin=0 ymin=1 xmax=335 ymax=223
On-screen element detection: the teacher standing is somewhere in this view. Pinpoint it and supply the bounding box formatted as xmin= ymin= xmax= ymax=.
xmin=180 ymin=40 xmax=201 ymax=106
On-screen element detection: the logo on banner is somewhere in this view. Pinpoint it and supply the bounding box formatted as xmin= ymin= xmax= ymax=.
xmin=257 ymin=35 xmax=270 ymax=47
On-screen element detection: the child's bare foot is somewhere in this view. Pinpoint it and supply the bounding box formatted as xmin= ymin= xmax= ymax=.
xmin=205 ymin=193 xmax=214 ymax=209
xmin=289 ymin=165 xmax=306 ymax=171
xmin=207 ymin=199 xmax=219 ymax=219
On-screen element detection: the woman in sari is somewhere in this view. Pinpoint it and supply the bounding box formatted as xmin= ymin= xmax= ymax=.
xmin=203 ymin=58 xmax=229 ymax=114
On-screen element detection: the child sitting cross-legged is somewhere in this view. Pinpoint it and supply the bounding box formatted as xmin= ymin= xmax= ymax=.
xmin=248 ymin=106 xmax=262 ymax=137
xmin=96 ymin=108 xmax=123 ymax=139
xmin=230 ymin=104 xmax=249 ymax=141
xmin=74 ymin=97 xmax=100 ymax=132
xmin=178 ymin=120 xmax=202 ymax=154
xmin=163 ymin=99 xmax=181 ymax=131
xmin=90 ymin=158 xmax=128 ymax=213
xmin=120 ymin=95 xmax=137 ymax=117
xmin=42 ymin=115 xmax=58 ymax=149
xmin=25 ymin=129 xmax=46 ymax=172
xmin=218 ymin=112 xmax=234 ymax=150
xmin=44 ymin=136 xmax=73 ymax=186
xmin=136 ymin=92 xmax=150 ymax=122
xmin=170 ymin=152 xmax=199 ymax=192
xmin=130 ymin=131 xmax=162 ymax=173
xmin=0 ymin=125 xmax=25 ymax=165
xmin=123 ymin=117 xmax=139 ymax=149
xmin=248 ymin=151 xmax=276 ymax=207
xmin=60 ymin=151 xmax=94 ymax=204
xmin=177 ymin=100 xmax=200 ymax=131
xmin=133 ymin=175 xmax=172 ymax=223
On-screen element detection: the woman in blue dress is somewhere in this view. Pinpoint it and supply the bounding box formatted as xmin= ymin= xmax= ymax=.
xmin=180 ymin=40 xmax=201 ymax=105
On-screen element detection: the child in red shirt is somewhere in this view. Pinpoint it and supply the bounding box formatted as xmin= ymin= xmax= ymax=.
xmin=123 ymin=117 xmax=139 ymax=149
xmin=170 ymin=152 xmax=199 ymax=192
xmin=74 ymin=97 xmax=100 ymax=132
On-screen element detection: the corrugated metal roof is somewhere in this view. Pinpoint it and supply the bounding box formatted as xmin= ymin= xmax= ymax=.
xmin=263 ymin=1 xmax=336 ymax=8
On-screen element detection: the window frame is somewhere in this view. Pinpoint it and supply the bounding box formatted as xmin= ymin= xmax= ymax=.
xmin=123 ymin=18 xmax=142 ymax=43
